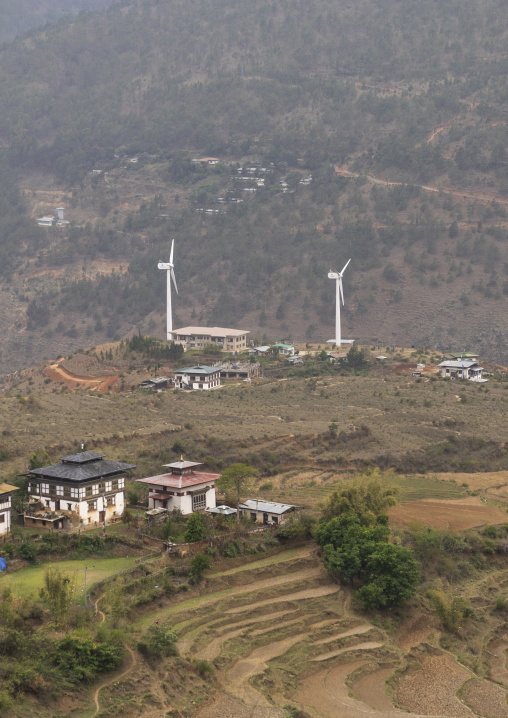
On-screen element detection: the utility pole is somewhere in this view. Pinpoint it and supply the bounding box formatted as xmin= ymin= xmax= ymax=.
xmin=84 ymin=567 xmax=87 ymax=607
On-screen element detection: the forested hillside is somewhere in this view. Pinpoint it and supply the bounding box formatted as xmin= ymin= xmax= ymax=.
xmin=0 ymin=0 xmax=508 ymax=372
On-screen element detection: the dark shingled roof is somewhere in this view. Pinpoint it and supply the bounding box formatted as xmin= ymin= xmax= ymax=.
xmin=31 ymin=457 xmax=136 ymax=482
xmin=61 ymin=451 xmax=106 ymax=463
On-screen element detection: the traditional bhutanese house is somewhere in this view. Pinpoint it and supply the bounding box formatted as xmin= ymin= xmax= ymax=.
xmin=438 ymin=360 xmax=487 ymax=382
xmin=0 ymin=483 xmax=19 ymax=536
xmin=287 ymin=355 xmax=303 ymax=365
xmin=238 ymin=499 xmax=299 ymax=526
xmin=137 ymin=460 xmax=219 ymax=515
xmin=26 ymin=451 xmax=136 ymax=528
xmin=172 ymin=365 xmax=221 ymax=390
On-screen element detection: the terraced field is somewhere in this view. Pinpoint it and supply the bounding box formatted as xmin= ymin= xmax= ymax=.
xmin=91 ymin=546 xmax=508 ymax=718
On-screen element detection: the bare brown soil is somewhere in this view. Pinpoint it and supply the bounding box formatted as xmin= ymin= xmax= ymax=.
xmin=388 ymin=497 xmax=507 ymax=531
xmin=44 ymin=358 xmax=119 ymax=391
xmin=353 ymin=667 xmax=397 ymax=712
xmin=460 ymin=679 xmax=508 ymax=718
xmin=395 ymin=651 xmax=473 ymax=717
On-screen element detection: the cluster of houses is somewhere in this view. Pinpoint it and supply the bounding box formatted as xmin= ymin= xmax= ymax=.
xmin=0 ymin=452 xmax=298 ymax=537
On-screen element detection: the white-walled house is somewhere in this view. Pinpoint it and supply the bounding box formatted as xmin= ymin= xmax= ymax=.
xmin=26 ymin=451 xmax=135 ymax=528
xmin=0 ymin=483 xmax=19 ymax=536
xmin=137 ymin=460 xmax=219 ymax=515
xmin=239 ymin=499 xmax=299 ymax=526
xmin=172 ymin=365 xmax=221 ymax=390
xmin=438 ymin=360 xmax=487 ymax=382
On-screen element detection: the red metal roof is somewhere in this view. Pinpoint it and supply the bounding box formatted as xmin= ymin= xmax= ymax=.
xmin=137 ymin=471 xmax=220 ymax=488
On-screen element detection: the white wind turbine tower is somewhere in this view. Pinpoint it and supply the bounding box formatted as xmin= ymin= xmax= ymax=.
xmin=327 ymin=258 xmax=354 ymax=348
xmin=158 ymin=239 xmax=178 ymax=341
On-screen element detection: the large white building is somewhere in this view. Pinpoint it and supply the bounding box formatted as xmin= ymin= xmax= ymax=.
xmin=438 ymin=360 xmax=486 ymax=382
xmin=26 ymin=451 xmax=135 ymax=527
xmin=137 ymin=460 xmax=219 ymax=515
xmin=0 ymin=483 xmax=19 ymax=536
xmin=173 ymin=326 xmax=249 ymax=352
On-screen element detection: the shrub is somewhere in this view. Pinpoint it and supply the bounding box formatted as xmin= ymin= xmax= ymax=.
xmin=184 ymin=513 xmax=206 ymax=543
xmin=17 ymin=542 xmax=37 ymax=563
xmin=145 ymin=623 xmax=178 ymax=657
xmin=194 ymin=659 xmax=214 ymax=679
xmin=53 ymin=636 xmax=123 ymax=683
xmin=190 ymin=553 xmax=211 ymax=577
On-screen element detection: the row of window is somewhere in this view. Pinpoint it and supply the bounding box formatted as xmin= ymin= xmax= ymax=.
xmin=29 ymin=478 xmax=124 ymax=498
xmin=88 ymin=496 xmax=115 ymax=511
xmin=192 ymin=493 xmax=207 ymax=510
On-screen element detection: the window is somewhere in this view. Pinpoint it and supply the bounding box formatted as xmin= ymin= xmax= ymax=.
xmin=0 ymin=514 xmax=5 ymax=523
xmin=118 ymin=478 xmax=124 ymax=489
xmin=105 ymin=481 xmax=112 ymax=493
xmin=67 ymin=503 xmax=72 ymax=511
xmin=64 ymin=487 xmax=71 ymax=498
xmin=88 ymin=501 xmax=97 ymax=512
xmin=41 ymin=483 xmax=49 ymax=494
xmin=56 ymin=485 xmax=64 ymax=496
xmin=49 ymin=484 xmax=56 ymax=495
xmin=112 ymin=479 xmax=118 ymax=490
xmin=192 ymin=493 xmax=206 ymax=510
xmin=86 ymin=487 xmax=93 ymax=497
xmin=106 ymin=495 xmax=116 ymax=507
xmin=71 ymin=487 xmax=80 ymax=499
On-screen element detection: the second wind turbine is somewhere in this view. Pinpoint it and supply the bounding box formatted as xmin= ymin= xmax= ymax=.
xmin=158 ymin=239 xmax=178 ymax=341
xmin=327 ymin=258 xmax=354 ymax=348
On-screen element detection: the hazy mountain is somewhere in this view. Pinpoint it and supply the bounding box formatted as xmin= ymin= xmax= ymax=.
xmin=0 ymin=0 xmax=121 ymax=44
xmin=0 ymin=0 xmax=507 ymax=373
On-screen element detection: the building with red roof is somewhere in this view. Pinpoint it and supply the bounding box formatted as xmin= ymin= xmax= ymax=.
xmin=136 ymin=459 xmax=219 ymax=514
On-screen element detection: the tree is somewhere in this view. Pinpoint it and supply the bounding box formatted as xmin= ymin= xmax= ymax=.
xmin=39 ymin=567 xmax=75 ymax=627
xmin=146 ymin=623 xmax=178 ymax=656
xmin=321 ymin=473 xmax=397 ymax=525
xmin=217 ymin=463 xmax=257 ymax=521
xmin=184 ymin=512 xmax=206 ymax=542
xmin=190 ymin=553 xmax=211 ymax=577
xmin=357 ymin=543 xmax=419 ymax=610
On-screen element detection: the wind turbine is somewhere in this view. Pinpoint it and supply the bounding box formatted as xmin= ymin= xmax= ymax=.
xmin=158 ymin=239 xmax=178 ymax=341
xmin=327 ymin=258 xmax=354 ymax=348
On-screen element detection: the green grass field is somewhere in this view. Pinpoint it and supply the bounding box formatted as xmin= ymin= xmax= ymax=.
xmin=0 ymin=556 xmax=138 ymax=602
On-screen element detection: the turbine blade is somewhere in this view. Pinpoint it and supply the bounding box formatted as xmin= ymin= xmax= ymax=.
xmin=169 ymin=239 xmax=174 ymax=265
xmin=340 ymin=258 xmax=351 ymax=275
xmin=171 ymin=267 xmax=178 ymax=294
xmin=339 ymin=278 xmax=344 ymax=305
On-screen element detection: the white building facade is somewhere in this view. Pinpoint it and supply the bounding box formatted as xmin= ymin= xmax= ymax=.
xmin=137 ymin=460 xmax=219 ymax=515
xmin=173 ymin=326 xmax=249 ymax=352
xmin=27 ymin=451 xmax=135 ymax=527
xmin=438 ymin=360 xmax=486 ymax=382
xmin=239 ymin=499 xmax=298 ymax=526
xmin=173 ymin=365 xmax=221 ymax=390
xmin=0 ymin=483 xmax=19 ymax=536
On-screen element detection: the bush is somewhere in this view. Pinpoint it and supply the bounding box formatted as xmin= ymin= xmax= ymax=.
xmin=145 ymin=623 xmax=178 ymax=657
xmin=17 ymin=542 xmax=37 ymax=563
xmin=53 ymin=636 xmax=123 ymax=683
xmin=190 ymin=553 xmax=211 ymax=577
xmin=184 ymin=513 xmax=206 ymax=543
xmin=194 ymin=659 xmax=214 ymax=679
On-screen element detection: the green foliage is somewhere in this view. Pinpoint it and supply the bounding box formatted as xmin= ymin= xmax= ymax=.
xmin=39 ymin=567 xmax=75 ymax=627
xmin=321 ymin=473 xmax=397 ymax=525
xmin=184 ymin=513 xmax=206 ymax=543
xmin=190 ymin=553 xmax=211 ymax=576
xmin=342 ymin=346 xmax=369 ymax=371
xmin=144 ymin=623 xmax=178 ymax=657
xmin=357 ymin=543 xmax=419 ymax=610
xmin=28 ymin=451 xmax=49 ymax=470
xmin=276 ymin=514 xmax=316 ymax=540
xmin=218 ymin=463 xmax=257 ymax=516
xmin=17 ymin=542 xmax=38 ymax=563
xmin=53 ymin=635 xmax=123 ymax=683
xmin=194 ymin=658 xmax=214 ymax=679
xmin=126 ymin=334 xmax=184 ymax=361
xmin=428 ymin=590 xmax=470 ymax=633
xmin=316 ymin=510 xmax=418 ymax=609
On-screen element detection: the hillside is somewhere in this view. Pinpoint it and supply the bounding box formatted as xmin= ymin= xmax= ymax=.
xmin=0 ymin=0 xmax=119 ymax=44
xmin=0 ymin=0 xmax=507 ymax=372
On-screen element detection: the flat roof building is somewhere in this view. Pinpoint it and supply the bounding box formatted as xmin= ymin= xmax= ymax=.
xmin=173 ymin=326 xmax=249 ymax=352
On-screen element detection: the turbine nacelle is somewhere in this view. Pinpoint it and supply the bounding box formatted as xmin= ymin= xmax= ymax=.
xmin=158 ymin=262 xmax=172 ymax=270
xmin=328 ymin=271 xmax=339 ymax=279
